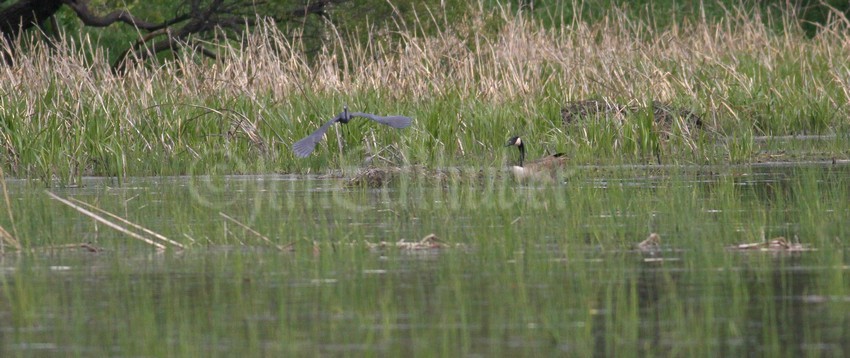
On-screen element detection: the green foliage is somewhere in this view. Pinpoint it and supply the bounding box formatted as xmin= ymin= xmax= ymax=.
xmin=1 ymin=2 xmax=849 ymax=183
xmin=790 ymin=0 xmax=850 ymax=37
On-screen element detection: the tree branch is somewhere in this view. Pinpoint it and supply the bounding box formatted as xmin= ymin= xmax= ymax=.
xmin=0 ymin=0 xmax=63 ymax=38
xmin=111 ymin=16 xmax=206 ymax=72
xmin=188 ymin=39 xmax=218 ymax=60
xmin=62 ymin=0 xmax=189 ymax=31
xmin=2 ymin=0 xmax=356 ymax=70
xmin=285 ymin=0 xmax=348 ymax=18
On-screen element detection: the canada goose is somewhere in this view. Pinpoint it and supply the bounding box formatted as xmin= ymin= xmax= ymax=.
xmin=504 ymin=136 xmax=567 ymax=180
xmin=292 ymin=105 xmax=413 ymax=158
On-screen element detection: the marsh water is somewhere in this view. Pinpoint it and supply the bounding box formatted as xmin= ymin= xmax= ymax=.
xmin=1 ymin=164 xmax=849 ymax=356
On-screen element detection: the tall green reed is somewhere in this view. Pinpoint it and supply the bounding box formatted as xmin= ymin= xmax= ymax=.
xmin=1 ymin=4 xmax=849 ymax=183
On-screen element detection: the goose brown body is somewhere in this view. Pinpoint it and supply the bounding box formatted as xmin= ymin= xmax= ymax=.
xmin=505 ymin=136 xmax=567 ymax=181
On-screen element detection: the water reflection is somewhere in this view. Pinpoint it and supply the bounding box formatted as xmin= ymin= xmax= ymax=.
xmin=613 ymin=252 xmax=850 ymax=356
xmin=0 ymin=165 xmax=847 ymax=355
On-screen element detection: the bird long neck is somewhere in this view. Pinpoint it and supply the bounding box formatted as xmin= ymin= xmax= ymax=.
xmin=517 ymin=143 xmax=525 ymax=167
xmin=338 ymin=105 xmax=351 ymax=124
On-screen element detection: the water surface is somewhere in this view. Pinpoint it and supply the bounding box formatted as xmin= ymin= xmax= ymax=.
xmin=1 ymin=165 xmax=849 ymax=356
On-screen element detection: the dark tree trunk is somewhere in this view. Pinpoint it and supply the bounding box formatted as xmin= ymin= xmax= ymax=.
xmin=0 ymin=0 xmax=351 ymax=69
xmin=0 ymin=0 xmax=63 ymax=39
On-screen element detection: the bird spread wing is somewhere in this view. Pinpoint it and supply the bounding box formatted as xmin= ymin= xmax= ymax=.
xmin=292 ymin=110 xmax=412 ymax=157
xmin=349 ymin=112 xmax=413 ymax=129
xmin=291 ymin=115 xmax=342 ymax=158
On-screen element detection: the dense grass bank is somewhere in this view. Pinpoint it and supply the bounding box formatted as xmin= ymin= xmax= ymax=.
xmin=1 ymin=4 xmax=849 ymax=182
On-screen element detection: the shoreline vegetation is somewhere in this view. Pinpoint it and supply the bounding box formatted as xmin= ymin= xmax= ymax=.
xmin=1 ymin=5 xmax=849 ymax=355
xmin=0 ymin=3 xmax=848 ymax=184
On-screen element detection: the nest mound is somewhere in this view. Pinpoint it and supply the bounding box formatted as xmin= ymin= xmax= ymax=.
xmin=346 ymin=166 xmax=504 ymax=188
xmin=561 ymin=99 xmax=704 ymax=138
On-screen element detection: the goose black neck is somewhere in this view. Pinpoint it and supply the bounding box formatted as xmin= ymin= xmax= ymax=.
xmin=517 ymin=143 xmax=525 ymax=167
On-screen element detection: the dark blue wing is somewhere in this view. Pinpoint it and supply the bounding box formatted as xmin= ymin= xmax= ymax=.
xmin=349 ymin=112 xmax=413 ymax=129
xmin=292 ymin=115 xmax=342 ymax=158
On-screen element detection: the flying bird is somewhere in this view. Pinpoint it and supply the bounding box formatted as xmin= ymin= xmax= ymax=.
xmin=292 ymin=105 xmax=413 ymax=158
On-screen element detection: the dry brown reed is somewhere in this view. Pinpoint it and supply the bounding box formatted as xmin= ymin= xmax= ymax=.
xmin=219 ymin=212 xmax=292 ymax=251
xmin=46 ymin=191 xmax=181 ymax=250
xmin=2 ymin=5 xmax=844 ymax=113
xmin=0 ymin=3 xmax=846 ymax=174
xmin=68 ymin=197 xmax=184 ymax=249
xmin=0 ymin=168 xmax=20 ymax=251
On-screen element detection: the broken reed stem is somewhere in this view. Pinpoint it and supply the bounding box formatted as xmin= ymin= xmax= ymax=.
xmin=45 ymin=191 xmax=167 ymax=250
xmin=0 ymin=167 xmax=20 ymax=250
xmin=218 ymin=212 xmax=287 ymax=251
xmin=68 ymin=197 xmax=185 ymax=249
xmin=36 ymin=243 xmax=102 ymax=252
xmin=0 ymin=225 xmax=17 ymax=253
